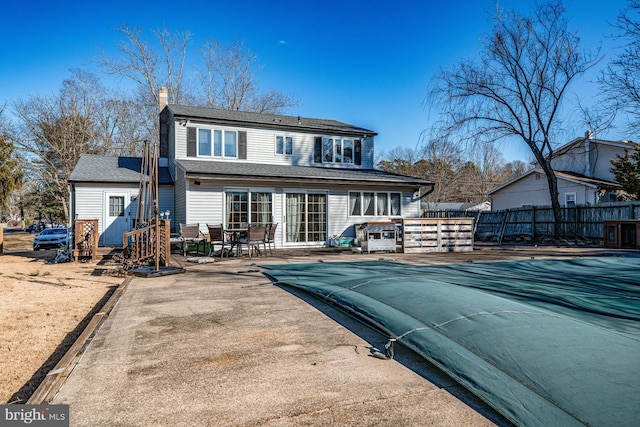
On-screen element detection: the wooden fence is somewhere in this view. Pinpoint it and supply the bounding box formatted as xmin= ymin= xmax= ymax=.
xmin=402 ymin=218 xmax=474 ymax=253
xmin=425 ymin=202 xmax=640 ymax=243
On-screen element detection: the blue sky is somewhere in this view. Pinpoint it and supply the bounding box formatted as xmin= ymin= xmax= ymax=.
xmin=1 ymin=0 xmax=631 ymax=162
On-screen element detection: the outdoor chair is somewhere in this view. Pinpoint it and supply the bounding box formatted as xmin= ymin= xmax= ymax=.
xmin=206 ymin=223 xmax=232 ymax=258
xmin=238 ymin=223 xmax=267 ymax=259
xmin=264 ymin=223 xmax=278 ymax=256
xmin=179 ymin=223 xmax=206 ymax=256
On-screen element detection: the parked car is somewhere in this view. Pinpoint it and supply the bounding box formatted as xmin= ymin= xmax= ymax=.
xmin=24 ymin=224 xmax=40 ymax=233
xmin=33 ymin=228 xmax=70 ymax=251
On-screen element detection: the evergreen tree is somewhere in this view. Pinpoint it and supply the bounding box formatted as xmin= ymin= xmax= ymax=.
xmin=611 ymin=148 xmax=640 ymax=200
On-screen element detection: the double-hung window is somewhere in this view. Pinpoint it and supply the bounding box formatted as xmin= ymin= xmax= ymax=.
xmin=349 ymin=192 xmax=402 ymax=216
xmin=276 ymin=136 xmax=293 ymax=156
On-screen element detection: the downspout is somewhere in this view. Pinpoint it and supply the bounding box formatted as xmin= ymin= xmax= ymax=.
xmin=415 ymin=183 xmax=435 ymax=201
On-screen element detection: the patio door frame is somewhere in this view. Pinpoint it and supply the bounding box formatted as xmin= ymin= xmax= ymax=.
xmin=283 ymin=190 xmax=328 ymax=246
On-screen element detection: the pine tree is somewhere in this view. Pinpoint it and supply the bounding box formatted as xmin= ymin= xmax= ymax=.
xmin=611 ymin=148 xmax=640 ymax=200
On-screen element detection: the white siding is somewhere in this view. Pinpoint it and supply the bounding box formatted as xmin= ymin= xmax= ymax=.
xmin=491 ymin=173 xmax=598 ymax=210
xmin=74 ymin=184 xmax=136 ymax=246
xmin=550 ymin=140 xmax=627 ymax=181
xmin=74 ymin=183 xmax=175 ymax=246
xmin=172 ymin=119 xmax=376 ymax=169
xmin=185 ymin=180 xmax=225 ymax=234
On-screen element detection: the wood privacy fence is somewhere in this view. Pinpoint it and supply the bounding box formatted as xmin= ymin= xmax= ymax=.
xmin=424 ymin=202 xmax=640 ymax=243
xmin=402 ymin=218 xmax=474 ymax=253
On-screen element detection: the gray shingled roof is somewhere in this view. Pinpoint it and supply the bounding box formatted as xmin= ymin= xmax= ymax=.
xmin=176 ymin=159 xmax=432 ymax=187
xmin=69 ymin=155 xmax=173 ymax=184
xmin=167 ymin=104 xmax=377 ymax=136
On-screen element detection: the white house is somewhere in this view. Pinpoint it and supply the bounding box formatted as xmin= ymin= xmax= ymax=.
xmin=488 ymin=133 xmax=633 ymax=211
xmin=69 ymin=92 xmax=433 ymax=247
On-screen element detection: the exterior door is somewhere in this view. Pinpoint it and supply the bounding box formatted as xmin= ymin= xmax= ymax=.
xmin=103 ymin=193 xmax=130 ymax=246
xmin=285 ymin=193 xmax=327 ymax=244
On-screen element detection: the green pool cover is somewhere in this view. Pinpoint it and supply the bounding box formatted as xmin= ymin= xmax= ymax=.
xmin=262 ymin=257 xmax=640 ymax=426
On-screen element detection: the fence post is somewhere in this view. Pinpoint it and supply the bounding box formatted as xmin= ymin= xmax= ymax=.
xmin=498 ymin=210 xmax=509 ymax=244
xmin=531 ymin=206 xmax=536 ymax=242
xmin=0 ymin=225 xmax=3 ymax=254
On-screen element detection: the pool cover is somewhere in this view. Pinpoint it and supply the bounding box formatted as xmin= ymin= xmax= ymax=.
xmin=262 ymin=257 xmax=640 ymax=426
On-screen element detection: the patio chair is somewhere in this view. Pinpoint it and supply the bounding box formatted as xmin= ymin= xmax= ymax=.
xmin=179 ymin=223 xmax=206 ymax=256
xmin=264 ymin=223 xmax=278 ymax=256
xmin=238 ymin=223 xmax=267 ymax=259
xmin=206 ymin=223 xmax=232 ymax=258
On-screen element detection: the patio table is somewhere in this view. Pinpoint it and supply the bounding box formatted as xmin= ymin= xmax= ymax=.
xmin=224 ymin=228 xmax=248 ymax=256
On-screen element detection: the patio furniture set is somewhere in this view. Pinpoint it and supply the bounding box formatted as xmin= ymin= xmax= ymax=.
xmin=178 ymin=223 xmax=278 ymax=259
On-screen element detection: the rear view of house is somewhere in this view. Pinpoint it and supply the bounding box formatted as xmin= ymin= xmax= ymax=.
xmin=70 ymin=92 xmax=433 ymax=248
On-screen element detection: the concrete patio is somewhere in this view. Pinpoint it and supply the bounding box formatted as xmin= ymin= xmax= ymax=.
xmin=48 ymin=246 xmax=621 ymax=425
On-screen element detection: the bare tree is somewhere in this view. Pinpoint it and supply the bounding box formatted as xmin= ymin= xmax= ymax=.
xmin=0 ymin=134 xmax=23 ymax=213
xmin=11 ymin=71 xmax=106 ymax=221
xmin=430 ymin=1 xmax=601 ymax=235
xmin=97 ymin=26 xmax=193 ymax=143
xmin=601 ymin=0 xmax=640 ymax=133
xmin=198 ymin=39 xmax=296 ymax=113
xmin=98 ymin=28 xmax=296 ymax=133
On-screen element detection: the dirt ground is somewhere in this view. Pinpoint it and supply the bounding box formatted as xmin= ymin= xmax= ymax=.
xmin=0 ymin=230 xmax=124 ymax=404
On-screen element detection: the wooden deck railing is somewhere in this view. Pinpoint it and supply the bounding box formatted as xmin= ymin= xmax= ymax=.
xmin=122 ymin=219 xmax=171 ymax=270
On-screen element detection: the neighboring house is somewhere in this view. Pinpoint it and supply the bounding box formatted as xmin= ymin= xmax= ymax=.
xmin=70 ymin=92 xmax=433 ymax=248
xmin=488 ymin=133 xmax=633 ymax=211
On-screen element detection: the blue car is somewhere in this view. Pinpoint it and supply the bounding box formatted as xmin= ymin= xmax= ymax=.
xmin=33 ymin=228 xmax=70 ymax=251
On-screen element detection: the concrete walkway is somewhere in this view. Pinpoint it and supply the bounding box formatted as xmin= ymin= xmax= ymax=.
xmin=49 ymin=249 xmax=552 ymax=426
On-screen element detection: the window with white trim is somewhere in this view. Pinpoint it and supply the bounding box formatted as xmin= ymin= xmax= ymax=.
xmin=349 ymin=192 xmax=402 ymax=216
xmin=197 ymin=128 xmax=236 ymax=158
xmin=275 ymin=135 xmax=293 ymax=156
xmin=565 ymin=192 xmax=577 ymax=207
xmin=322 ymin=137 xmax=354 ymax=163
xmin=225 ymin=190 xmax=273 ymax=228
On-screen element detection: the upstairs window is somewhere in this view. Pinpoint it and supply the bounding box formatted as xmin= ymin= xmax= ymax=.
xmin=198 ymin=129 xmax=211 ymax=156
xmin=188 ymin=126 xmax=244 ymax=159
xmin=315 ymin=137 xmax=361 ymax=165
xmin=276 ymin=136 xmax=293 ymax=156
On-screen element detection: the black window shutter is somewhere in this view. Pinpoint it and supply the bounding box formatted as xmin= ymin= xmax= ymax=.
xmin=159 ymin=108 xmax=168 ymax=157
xmin=314 ymin=137 xmax=322 ymax=163
xmin=238 ymin=131 xmax=247 ymax=159
xmin=187 ymin=127 xmax=197 ymax=157
xmin=354 ymin=139 xmax=362 ymax=165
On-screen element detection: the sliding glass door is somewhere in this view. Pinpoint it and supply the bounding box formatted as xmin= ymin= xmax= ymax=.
xmin=285 ymin=192 xmax=327 ymax=243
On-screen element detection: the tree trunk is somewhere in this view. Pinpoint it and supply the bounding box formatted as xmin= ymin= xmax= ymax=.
xmin=539 ymin=161 xmax=562 ymax=238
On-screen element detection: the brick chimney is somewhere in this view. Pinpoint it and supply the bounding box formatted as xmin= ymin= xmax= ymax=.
xmin=159 ymin=87 xmax=168 ymax=109
xmin=584 ymin=130 xmax=593 ymax=177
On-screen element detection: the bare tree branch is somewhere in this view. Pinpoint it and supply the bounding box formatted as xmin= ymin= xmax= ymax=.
xmin=429 ymin=1 xmax=601 ymax=234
